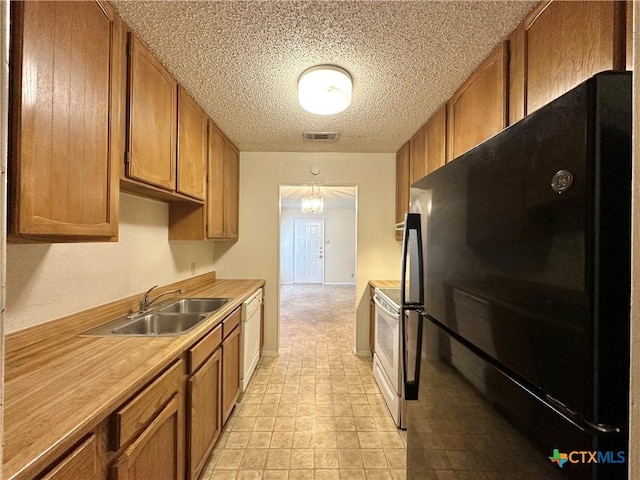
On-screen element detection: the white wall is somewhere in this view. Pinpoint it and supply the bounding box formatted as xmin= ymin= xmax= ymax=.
xmin=213 ymin=152 xmax=401 ymax=356
xmin=280 ymin=206 xmax=356 ymax=285
xmin=5 ymin=193 xmax=215 ymax=333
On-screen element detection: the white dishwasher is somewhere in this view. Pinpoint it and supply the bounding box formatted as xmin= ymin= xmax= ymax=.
xmin=240 ymin=288 xmax=263 ymax=392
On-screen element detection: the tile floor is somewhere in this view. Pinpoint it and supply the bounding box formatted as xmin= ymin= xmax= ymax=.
xmin=200 ymin=284 xmax=407 ymax=480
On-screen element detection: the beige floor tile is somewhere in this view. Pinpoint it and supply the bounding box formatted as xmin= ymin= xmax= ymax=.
xmin=312 ymin=432 xmax=337 ymax=448
xmin=266 ymin=449 xmax=292 ymax=469
xmin=274 ymin=417 xmax=296 ymax=431
xmin=290 ymin=448 xmax=314 ymax=469
xmin=361 ymin=449 xmax=388 ymax=469
xmin=316 ymin=469 xmax=340 ymax=480
xmin=254 ymin=417 xmax=276 ymax=431
xmin=240 ymin=449 xmax=268 ymax=469
xmin=338 ymin=449 xmax=364 ymax=468
xmin=357 ymin=432 xmax=381 ymax=448
xmin=248 ymin=432 xmax=273 ymax=448
xmin=365 ymin=469 xmax=392 ymax=479
xmin=293 ymin=431 xmax=315 ymax=448
xmin=270 ymin=431 xmax=294 ymax=448
xmin=226 ymin=432 xmax=252 ymax=449
xmin=237 ymin=470 xmax=264 ymax=480
xmin=211 ymin=470 xmax=238 ymax=480
xmin=216 ymin=449 xmax=244 ymax=469
xmin=339 ymin=469 xmax=366 ymax=480
xmin=315 ymin=449 xmax=339 ymax=468
xmin=203 ymin=285 xmax=405 ymax=480
xmin=289 ymin=470 xmax=314 ymax=480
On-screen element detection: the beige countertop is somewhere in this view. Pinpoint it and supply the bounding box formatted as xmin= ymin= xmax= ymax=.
xmin=3 ymin=275 xmax=264 ymax=480
xmin=369 ymin=280 xmax=401 ymax=289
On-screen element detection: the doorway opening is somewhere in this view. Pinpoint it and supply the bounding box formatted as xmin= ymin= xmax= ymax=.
xmin=278 ymin=185 xmax=358 ymax=355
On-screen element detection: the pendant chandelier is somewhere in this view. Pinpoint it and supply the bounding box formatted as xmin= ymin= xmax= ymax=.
xmin=301 ymin=184 xmax=324 ymax=214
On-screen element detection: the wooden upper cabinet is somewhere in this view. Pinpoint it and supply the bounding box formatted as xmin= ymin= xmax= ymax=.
xmin=425 ymin=104 xmax=446 ymax=175
xmin=207 ymin=122 xmax=240 ymax=240
xmin=509 ymin=0 xmax=627 ymax=122
xmin=409 ymin=127 xmax=426 ymax=185
xmin=224 ymin=141 xmax=240 ymax=239
xmin=447 ymin=43 xmax=507 ymax=162
xmin=126 ymin=33 xmax=177 ymax=191
xmin=8 ymin=0 xmax=122 ymax=240
xmin=395 ymin=141 xmax=410 ymax=241
xmin=177 ymin=87 xmax=207 ymax=200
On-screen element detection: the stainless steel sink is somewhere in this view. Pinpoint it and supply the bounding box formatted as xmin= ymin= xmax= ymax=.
xmin=80 ymin=297 xmax=231 ymax=337
xmin=159 ymin=298 xmax=230 ymax=314
xmin=111 ymin=312 xmax=207 ymax=335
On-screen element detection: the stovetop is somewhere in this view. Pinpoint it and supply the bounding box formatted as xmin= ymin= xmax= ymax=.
xmin=376 ymin=287 xmax=402 ymax=310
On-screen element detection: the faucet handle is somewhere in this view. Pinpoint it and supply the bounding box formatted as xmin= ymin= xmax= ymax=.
xmin=142 ymin=285 xmax=159 ymax=300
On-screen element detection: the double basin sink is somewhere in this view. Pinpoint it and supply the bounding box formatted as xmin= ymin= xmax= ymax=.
xmin=84 ymin=298 xmax=230 ymax=336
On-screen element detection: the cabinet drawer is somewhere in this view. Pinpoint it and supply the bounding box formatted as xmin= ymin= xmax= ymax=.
xmin=222 ymin=307 xmax=241 ymax=338
xmin=112 ymin=360 xmax=184 ymax=449
xmin=189 ymin=325 xmax=222 ymax=374
xmin=42 ymin=434 xmax=97 ymax=480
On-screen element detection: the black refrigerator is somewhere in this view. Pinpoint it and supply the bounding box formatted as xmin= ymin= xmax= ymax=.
xmin=400 ymin=72 xmax=631 ymax=480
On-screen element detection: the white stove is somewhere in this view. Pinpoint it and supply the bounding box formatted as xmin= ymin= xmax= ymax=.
xmin=372 ymin=287 xmax=403 ymax=428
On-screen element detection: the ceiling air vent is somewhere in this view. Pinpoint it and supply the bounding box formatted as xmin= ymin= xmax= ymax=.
xmin=303 ymin=132 xmax=339 ymax=141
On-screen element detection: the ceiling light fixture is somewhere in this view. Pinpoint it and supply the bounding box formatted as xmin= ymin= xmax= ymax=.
xmin=301 ymin=184 xmax=324 ymax=214
xmin=298 ymin=65 xmax=352 ymax=115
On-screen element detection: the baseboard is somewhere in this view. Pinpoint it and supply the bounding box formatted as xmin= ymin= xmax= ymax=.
xmin=356 ymin=350 xmax=373 ymax=358
xmin=261 ymin=350 xmax=279 ymax=357
xmin=279 ymin=282 xmax=294 ymax=285
xmin=323 ymin=282 xmax=356 ymax=285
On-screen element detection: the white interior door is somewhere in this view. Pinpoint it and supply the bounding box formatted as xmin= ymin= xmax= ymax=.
xmin=293 ymin=219 xmax=324 ymax=283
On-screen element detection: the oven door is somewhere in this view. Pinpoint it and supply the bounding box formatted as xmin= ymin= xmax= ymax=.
xmin=373 ymin=293 xmax=400 ymax=392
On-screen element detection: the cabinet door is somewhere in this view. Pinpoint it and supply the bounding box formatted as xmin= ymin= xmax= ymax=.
xmin=395 ymin=142 xmax=410 ymax=241
xmin=9 ymin=0 xmax=121 ymax=239
xmin=509 ymin=1 xmax=626 ymax=122
xmin=425 ymin=104 xmax=446 ymax=174
xmin=127 ymin=34 xmax=177 ymax=191
xmin=187 ymin=349 xmax=222 ymax=480
xmin=222 ymin=325 xmax=241 ymax=423
xmin=409 ymin=127 xmax=425 ymax=185
xmin=207 ymin=122 xmax=240 ymax=240
xmin=224 ymin=141 xmax=240 ymax=239
xmin=112 ymin=396 xmax=184 ymax=480
xmin=447 ymin=43 xmax=507 ymax=161
xmin=177 ymin=86 xmax=207 ymax=200
xmin=369 ymin=287 xmax=375 ymax=355
xmin=42 ymin=435 xmax=98 ymax=480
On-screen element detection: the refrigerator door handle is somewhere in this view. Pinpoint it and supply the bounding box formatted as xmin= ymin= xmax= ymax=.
xmin=400 ymin=213 xmax=424 ymax=307
xmin=402 ymin=309 xmax=423 ymax=400
xmin=400 ymin=213 xmax=425 ymax=401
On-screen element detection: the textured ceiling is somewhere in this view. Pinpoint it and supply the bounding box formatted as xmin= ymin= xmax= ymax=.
xmin=113 ymin=1 xmax=536 ymax=153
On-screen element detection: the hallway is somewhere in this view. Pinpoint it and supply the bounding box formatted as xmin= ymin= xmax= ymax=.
xmin=202 ymin=284 xmax=406 ymax=480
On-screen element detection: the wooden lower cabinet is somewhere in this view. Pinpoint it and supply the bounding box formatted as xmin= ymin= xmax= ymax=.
xmin=111 ymin=395 xmax=184 ymax=480
xmin=41 ymin=435 xmax=99 ymax=480
xmin=222 ymin=323 xmax=241 ymax=423
xmin=111 ymin=360 xmax=185 ymax=480
xmin=187 ymin=327 xmax=223 ymax=480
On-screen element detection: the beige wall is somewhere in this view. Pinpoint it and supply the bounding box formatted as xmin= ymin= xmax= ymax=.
xmin=630 ymin=2 xmax=639 ymax=477
xmin=5 ymin=193 xmax=215 ymax=333
xmin=213 ymin=152 xmax=401 ymax=356
xmin=280 ymin=206 xmax=356 ymax=284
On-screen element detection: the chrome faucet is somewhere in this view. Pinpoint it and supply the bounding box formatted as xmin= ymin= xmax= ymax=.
xmin=136 ymin=285 xmax=184 ymax=314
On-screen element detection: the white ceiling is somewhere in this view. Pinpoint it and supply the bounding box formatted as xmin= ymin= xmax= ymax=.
xmin=113 ymin=1 xmax=536 ymax=153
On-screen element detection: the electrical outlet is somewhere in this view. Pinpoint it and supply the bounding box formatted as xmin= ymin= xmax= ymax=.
xmin=191 ymin=262 xmax=196 ymax=275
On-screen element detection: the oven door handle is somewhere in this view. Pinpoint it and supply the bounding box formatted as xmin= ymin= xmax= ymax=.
xmin=373 ymin=295 xmax=398 ymax=318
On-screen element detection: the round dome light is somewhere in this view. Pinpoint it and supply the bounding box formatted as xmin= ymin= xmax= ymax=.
xmin=298 ymin=65 xmax=352 ymax=115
